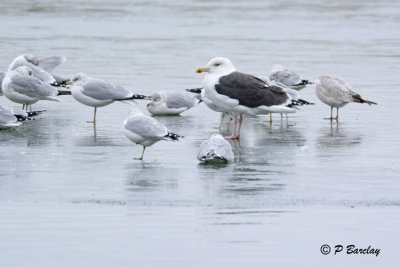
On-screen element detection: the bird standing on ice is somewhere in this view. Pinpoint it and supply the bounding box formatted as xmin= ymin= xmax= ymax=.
xmin=123 ymin=107 xmax=182 ymax=160
xmin=315 ymin=75 xmax=377 ymax=121
xmin=196 ymin=57 xmax=296 ymax=139
xmin=269 ymin=64 xmax=312 ymax=90
xmin=69 ymin=73 xmax=149 ymax=124
xmin=2 ymin=66 xmax=61 ymax=111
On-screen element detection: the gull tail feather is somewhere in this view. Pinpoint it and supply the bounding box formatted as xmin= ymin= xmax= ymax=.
xmin=57 ymin=90 xmax=72 ymax=96
xmin=15 ymin=115 xmax=35 ymax=122
xmin=165 ymin=132 xmax=183 ymax=141
xmin=186 ymin=88 xmax=203 ymax=94
xmin=115 ymin=94 xmax=151 ymax=101
xmin=352 ymin=94 xmax=377 ymax=105
xmin=201 ymin=150 xmax=227 ymax=162
xmin=27 ymin=110 xmax=46 ymax=117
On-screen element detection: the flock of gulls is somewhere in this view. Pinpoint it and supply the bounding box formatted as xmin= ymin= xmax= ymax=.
xmin=0 ymin=54 xmax=377 ymax=162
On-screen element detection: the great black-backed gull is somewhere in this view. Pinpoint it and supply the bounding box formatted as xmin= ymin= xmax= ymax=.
xmin=196 ymin=57 xmax=296 ymax=139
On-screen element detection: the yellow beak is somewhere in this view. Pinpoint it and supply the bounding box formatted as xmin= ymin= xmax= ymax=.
xmin=147 ymin=102 xmax=152 ymax=107
xmin=64 ymin=80 xmax=71 ymax=85
xmin=196 ymin=66 xmax=209 ymax=73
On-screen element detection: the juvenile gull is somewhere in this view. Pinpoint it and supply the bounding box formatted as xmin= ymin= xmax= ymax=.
xmin=123 ymin=107 xmax=182 ymax=160
xmin=2 ymin=66 xmax=61 ymax=111
xmin=8 ymin=54 xmax=66 ymax=85
xmin=269 ymin=64 xmax=312 ymax=90
xmin=146 ymin=91 xmax=197 ymax=115
xmin=315 ymin=74 xmax=377 ymax=121
xmin=197 ymin=133 xmax=234 ymax=163
xmin=196 ymin=57 xmax=296 ymax=139
xmin=70 ymin=73 xmax=149 ymax=123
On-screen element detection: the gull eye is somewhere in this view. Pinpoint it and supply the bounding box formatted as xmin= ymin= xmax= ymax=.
xmin=214 ymin=63 xmax=221 ymax=67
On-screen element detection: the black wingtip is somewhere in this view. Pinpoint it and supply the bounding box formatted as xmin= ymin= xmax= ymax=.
xmin=298 ymin=99 xmax=315 ymax=105
xmin=165 ymin=132 xmax=183 ymax=141
xmin=115 ymin=94 xmax=151 ymax=101
xmin=186 ymin=88 xmax=203 ymax=94
xmin=27 ymin=110 xmax=47 ymax=117
xmin=15 ymin=115 xmax=35 ymax=121
xmin=57 ymin=90 xmax=72 ymax=96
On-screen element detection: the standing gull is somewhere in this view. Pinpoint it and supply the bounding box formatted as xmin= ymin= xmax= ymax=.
xmin=2 ymin=66 xmax=62 ymax=111
xmin=260 ymin=76 xmax=314 ymax=122
xmin=315 ymin=74 xmax=377 ymax=121
xmin=146 ymin=91 xmax=197 ymax=115
xmin=196 ymin=57 xmax=296 ymax=139
xmin=70 ymin=73 xmax=149 ymax=123
xmin=123 ymin=107 xmax=182 ymax=160
xmin=197 ymin=133 xmax=234 ymax=163
xmin=269 ymin=64 xmax=312 ymax=90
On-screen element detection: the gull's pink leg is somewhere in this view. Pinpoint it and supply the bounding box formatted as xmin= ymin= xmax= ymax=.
xmin=235 ymin=115 xmax=243 ymax=139
xmin=225 ymin=115 xmax=238 ymax=140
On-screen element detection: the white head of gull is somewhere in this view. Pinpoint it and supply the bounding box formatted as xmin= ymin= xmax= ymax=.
xmin=196 ymin=57 xmax=296 ymax=139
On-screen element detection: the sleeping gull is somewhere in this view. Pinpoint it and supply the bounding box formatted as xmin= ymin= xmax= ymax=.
xmin=2 ymin=66 xmax=62 ymax=111
xmin=0 ymin=104 xmax=43 ymax=129
xmin=8 ymin=54 xmax=67 ymax=85
xmin=196 ymin=57 xmax=296 ymax=139
xmin=269 ymin=64 xmax=312 ymax=90
xmin=197 ymin=133 xmax=234 ymax=163
xmin=123 ymin=107 xmax=182 ymax=160
xmin=70 ymin=73 xmax=149 ymax=123
xmin=315 ymin=74 xmax=377 ymax=121
xmin=0 ymin=104 xmax=22 ymax=129
xmin=146 ymin=91 xmax=197 ymax=115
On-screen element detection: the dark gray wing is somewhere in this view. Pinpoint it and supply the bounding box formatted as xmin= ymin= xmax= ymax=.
xmin=11 ymin=75 xmax=57 ymax=98
xmin=124 ymin=115 xmax=168 ymax=138
xmin=215 ymin=71 xmax=288 ymax=107
xmin=82 ymin=79 xmax=132 ymax=101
